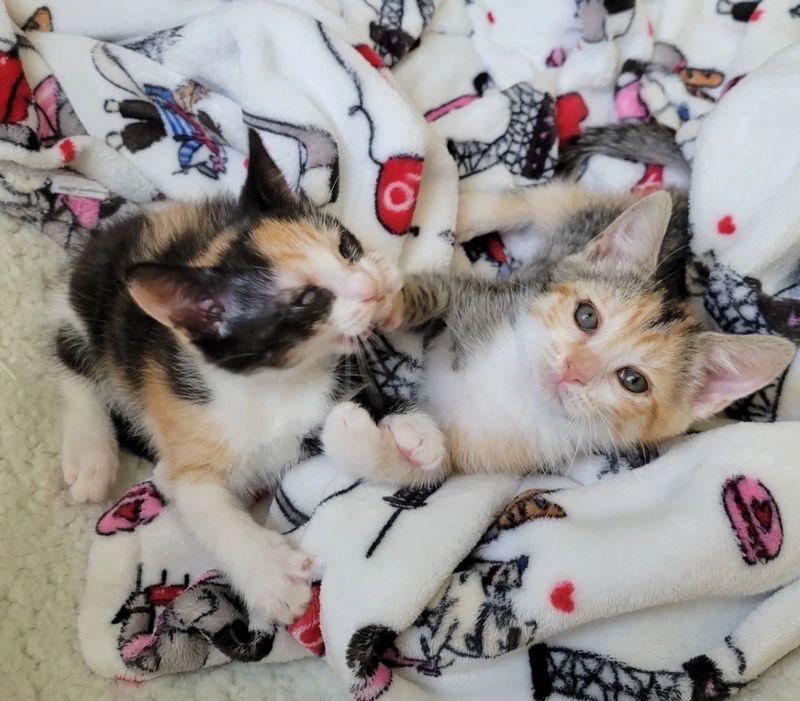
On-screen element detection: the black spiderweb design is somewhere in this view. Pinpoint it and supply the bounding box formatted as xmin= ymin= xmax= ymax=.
xmin=701 ymin=263 xmax=790 ymax=422
xmin=528 ymin=645 xmax=688 ymax=701
xmin=447 ymin=83 xmax=557 ymax=181
xmin=361 ymin=332 xmax=424 ymax=411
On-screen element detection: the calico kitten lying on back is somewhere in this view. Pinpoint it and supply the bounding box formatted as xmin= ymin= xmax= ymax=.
xmin=323 ymin=190 xmax=795 ymax=483
xmin=54 ymin=130 xmax=400 ymax=622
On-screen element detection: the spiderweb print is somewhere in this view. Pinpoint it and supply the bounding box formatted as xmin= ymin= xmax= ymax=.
xmin=447 ymin=83 xmax=557 ymax=181
xmin=362 ymin=332 xmax=424 ymax=407
xmin=531 ymin=645 xmax=689 ymax=701
xmin=699 ymin=263 xmax=786 ymax=421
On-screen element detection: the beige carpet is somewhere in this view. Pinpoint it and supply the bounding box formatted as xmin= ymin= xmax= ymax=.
xmin=0 ymin=214 xmax=797 ymax=700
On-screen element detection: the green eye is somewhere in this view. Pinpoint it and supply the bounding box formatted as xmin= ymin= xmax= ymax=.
xmin=574 ymin=302 xmax=599 ymax=331
xmin=618 ymin=367 xmax=648 ymax=393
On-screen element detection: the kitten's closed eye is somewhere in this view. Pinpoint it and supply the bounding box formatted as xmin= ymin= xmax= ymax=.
xmin=574 ymin=301 xmax=599 ymax=331
xmin=289 ymin=285 xmax=333 ymax=320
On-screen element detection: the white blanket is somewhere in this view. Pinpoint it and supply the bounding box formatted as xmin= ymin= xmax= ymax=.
xmin=1 ymin=1 xmax=799 ymax=699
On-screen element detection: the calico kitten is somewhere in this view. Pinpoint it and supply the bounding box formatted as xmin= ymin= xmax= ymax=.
xmin=322 ymin=191 xmax=795 ymax=483
xmin=54 ymin=130 xmax=400 ymax=622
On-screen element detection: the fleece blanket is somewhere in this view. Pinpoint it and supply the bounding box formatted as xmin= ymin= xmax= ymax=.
xmin=1 ymin=0 xmax=800 ymax=699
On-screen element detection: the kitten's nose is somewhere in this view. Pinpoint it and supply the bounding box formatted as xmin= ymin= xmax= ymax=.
xmin=560 ymin=351 xmax=598 ymax=385
xmin=343 ymin=271 xmax=380 ymax=302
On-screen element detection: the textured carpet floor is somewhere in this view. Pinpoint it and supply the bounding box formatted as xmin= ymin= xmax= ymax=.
xmin=1 ymin=214 xmax=798 ymax=700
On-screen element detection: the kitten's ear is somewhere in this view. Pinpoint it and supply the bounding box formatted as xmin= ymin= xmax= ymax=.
xmin=240 ymin=128 xmax=297 ymax=214
xmin=580 ymin=191 xmax=673 ymax=273
xmin=127 ymin=263 xmax=229 ymax=336
xmin=690 ymin=333 xmax=796 ymax=420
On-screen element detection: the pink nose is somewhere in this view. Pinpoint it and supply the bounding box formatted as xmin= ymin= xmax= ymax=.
xmin=559 ymin=352 xmax=598 ymax=386
xmin=344 ymin=271 xmax=380 ymax=302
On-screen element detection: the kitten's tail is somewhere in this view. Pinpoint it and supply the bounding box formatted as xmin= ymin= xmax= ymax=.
xmin=557 ymin=123 xmax=689 ymax=179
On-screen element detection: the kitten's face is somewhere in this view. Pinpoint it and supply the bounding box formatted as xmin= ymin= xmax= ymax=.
xmin=531 ymin=274 xmax=699 ymax=446
xmin=526 ymin=191 xmax=794 ymax=450
xmin=128 ymin=130 xmax=399 ymax=372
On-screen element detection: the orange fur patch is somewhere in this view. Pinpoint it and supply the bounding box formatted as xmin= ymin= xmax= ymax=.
xmin=142 ymin=362 xmax=232 ymax=483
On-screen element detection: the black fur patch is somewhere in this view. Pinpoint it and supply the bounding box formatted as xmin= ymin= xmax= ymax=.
xmin=111 ymin=411 xmax=158 ymax=462
xmin=54 ymin=325 xmax=94 ymax=379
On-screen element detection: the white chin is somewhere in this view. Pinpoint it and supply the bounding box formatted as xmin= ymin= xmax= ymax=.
xmin=334 ymin=334 xmax=358 ymax=352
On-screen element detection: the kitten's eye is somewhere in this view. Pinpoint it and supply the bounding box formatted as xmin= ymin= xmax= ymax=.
xmin=617 ymin=367 xmax=648 ymax=393
xmin=574 ymin=301 xmax=599 ymax=331
xmin=338 ymin=230 xmax=363 ymax=262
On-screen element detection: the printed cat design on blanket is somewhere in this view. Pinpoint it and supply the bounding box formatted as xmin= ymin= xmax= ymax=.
xmin=424 ymin=73 xmax=492 ymax=123
xmin=577 ymin=0 xmax=636 ymax=43
xmin=31 ymin=75 xmax=84 ymax=147
xmin=411 ymin=557 xmax=537 ymax=673
xmin=0 ymin=164 xmax=123 ymax=249
xmin=368 ymin=0 xmax=435 ymax=67
xmin=92 ymin=45 xmax=227 ymax=179
xmin=319 ymin=23 xmax=423 ymax=235
xmin=723 ymin=476 xmax=783 ymax=566
xmin=346 ymin=624 xmax=398 ymax=701
xmin=243 ymin=111 xmax=339 ymax=204
xmin=96 ymin=481 xmax=166 ymax=536
xmin=22 ymin=6 xmax=53 ymax=32
xmin=344 ymin=556 xmax=535 ymax=698
xmin=462 ymin=230 xmax=518 ymax=278
xmin=113 ymin=567 xmax=276 ymax=675
xmin=615 ymin=42 xmax=724 ymax=128
xmin=481 ymin=489 xmax=567 ymax=544
xmin=447 ymin=83 xmax=556 ymax=181
xmin=121 ymin=27 xmax=184 ymax=62
xmin=716 ymin=1 xmax=763 ymax=23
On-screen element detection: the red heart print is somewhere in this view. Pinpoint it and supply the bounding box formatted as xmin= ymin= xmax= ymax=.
xmin=550 ymin=581 xmax=575 ymax=613
xmin=114 ymin=500 xmax=141 ymax=523
xmin=752 ymin=499 xmax=773 ymax=530
xmin=717 ymin=215 xmax=736 ymax=235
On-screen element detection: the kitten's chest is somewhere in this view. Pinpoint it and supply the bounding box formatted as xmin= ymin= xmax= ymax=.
xmin=425 ymin=330 xmax=529 ymax=429
xmin=423 ymin=325 xmax=572 ymax=469
xmin=208 ymin=367 xmax=334 ymax=467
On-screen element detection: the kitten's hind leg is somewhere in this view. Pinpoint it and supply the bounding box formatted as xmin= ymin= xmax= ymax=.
xmin=60 ymin=375 xmax=119 ymax=502
xmin=322 ymin=402 xmax=447 ymax=485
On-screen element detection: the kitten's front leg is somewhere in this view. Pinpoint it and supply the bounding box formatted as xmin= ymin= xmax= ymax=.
xmin=60 ymin=376 xmax=119 ymax=503
xmin=170 ymin=477 xmax=312 ymax=624
xmin=322 ymin=402 xmax=447 ymax=485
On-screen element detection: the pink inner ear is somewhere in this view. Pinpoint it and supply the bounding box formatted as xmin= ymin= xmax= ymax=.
xmin=702 ymin=367 xmax=754 ymax=397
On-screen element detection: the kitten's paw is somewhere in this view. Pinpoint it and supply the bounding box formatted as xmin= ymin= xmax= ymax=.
xmin=366 ymin=252 xmax=403 ymax=329
xmin=322 ymin=401 xmax=382 ymax=472
xmin=62 ymin=435 xmax=120 ymax=503
xmin=250 ymin=546 xmax=313 ymax=625
xmin=381 ymin=413 xmax=446 ymax=473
